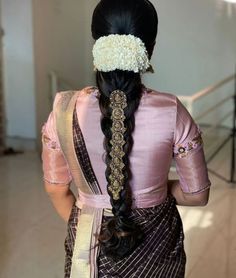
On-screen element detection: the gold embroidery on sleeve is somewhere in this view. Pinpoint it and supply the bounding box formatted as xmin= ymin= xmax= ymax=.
xmin=174 ymin=134 xmax=203 ymax=158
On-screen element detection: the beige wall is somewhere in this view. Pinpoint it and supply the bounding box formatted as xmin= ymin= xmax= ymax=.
xmin=32 ymin=0 xmax=98 ymax=150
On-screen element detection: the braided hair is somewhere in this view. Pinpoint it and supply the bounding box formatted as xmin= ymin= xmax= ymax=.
xmin=91 ymin=0 xmax=158 ymax=260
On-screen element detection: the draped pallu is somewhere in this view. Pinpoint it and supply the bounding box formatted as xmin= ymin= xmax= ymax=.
xmin=55 ymin=91 xmax=103 ymax=278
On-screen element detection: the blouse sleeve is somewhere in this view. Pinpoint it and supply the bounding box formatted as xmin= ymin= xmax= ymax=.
xmin=173 ymin=97 xmax=211 ymax=194
xmin=41 ymin=94 xmax=72 ymax=185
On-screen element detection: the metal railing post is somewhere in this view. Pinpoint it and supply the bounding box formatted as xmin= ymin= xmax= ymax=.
xmin=230 ymin=67 xmax=236 ymax=183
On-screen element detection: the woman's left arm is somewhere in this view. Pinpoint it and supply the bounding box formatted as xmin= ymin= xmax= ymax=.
xmin=167 ymin=180 xmax=210 ymax=206
xmin=44 ymin=182 xmax=76 ymax=222
xmin=170 ymin=97 xmax=211 ymax=206
xmin=41 ymin=104 xmax=75 ymax=222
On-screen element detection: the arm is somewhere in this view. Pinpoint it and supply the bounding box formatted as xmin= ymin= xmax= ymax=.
xmin=171 ymin=97 xmax=211 ymax=206
xmin=44 ymin=182 xmax=76 ymax=222
xmin=41 ymin=102 xmax=75 ymax=222
xmin=168 ymin=180 xmax=209 ymax=206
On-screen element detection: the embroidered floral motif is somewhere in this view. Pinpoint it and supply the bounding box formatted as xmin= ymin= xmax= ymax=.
xmin=84 ymin=86 xmax=98 ymax=95
xmin=42 ymin=124 xmax=60 ymax=150
xmin=174 ymin=133 xmax=203 ymax=158
xmin=42 ymin=135 xmax=59 ymax=150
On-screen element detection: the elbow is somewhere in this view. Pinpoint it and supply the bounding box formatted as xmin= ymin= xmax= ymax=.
xmin=44 ymin=181 xmax=70 ymax=197
xmin=183 ymin=188 xmax=210 ymax=207
xmin=196 ymin=188 xmax=210 ymax=206
xmin=195 ymin=197 xmax=209 ymax=207
xmin=44 ymin=184 xmax=58 ymax=196
xmin=196 ymin=190 xmax=209 ymax=207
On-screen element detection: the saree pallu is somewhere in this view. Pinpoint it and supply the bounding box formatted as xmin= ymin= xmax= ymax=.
xmin=65 ymin=195 xmax=186 ymax=278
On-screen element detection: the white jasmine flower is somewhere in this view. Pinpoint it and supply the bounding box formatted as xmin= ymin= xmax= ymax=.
xmin=92 ymin=34 xmax=151 ymax=73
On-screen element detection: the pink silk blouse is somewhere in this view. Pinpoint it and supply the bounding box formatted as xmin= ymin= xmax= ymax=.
xmin=41 ymin=87 xmax=211 ymax=207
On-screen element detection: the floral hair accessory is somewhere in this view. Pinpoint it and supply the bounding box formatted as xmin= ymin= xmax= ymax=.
xmin=92 ymin=34 xmax=152 ymax=73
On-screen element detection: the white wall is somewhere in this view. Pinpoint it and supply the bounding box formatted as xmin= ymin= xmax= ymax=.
xmin=1 ymin=0 xmax=36 ymax=140
xmin=144 ymin=0 xmax=236 ymax=96
xmin=32 ymin=0 xmax=98 ymax=149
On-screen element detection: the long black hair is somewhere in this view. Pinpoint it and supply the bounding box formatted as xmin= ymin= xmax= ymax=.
xmin=91 ymin=0 xmax=158 ymax=260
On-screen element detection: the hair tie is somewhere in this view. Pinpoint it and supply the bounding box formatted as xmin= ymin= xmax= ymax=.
xmin=108 ymin=90 xmax=127 ymax=200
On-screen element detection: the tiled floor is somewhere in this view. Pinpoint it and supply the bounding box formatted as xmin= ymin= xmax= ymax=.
xmin=0 ymin=144 xmax=235 ymax=278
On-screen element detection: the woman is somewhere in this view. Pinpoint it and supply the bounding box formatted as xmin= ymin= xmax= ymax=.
xmin=42 ymin=0 xmax=211 ymax=277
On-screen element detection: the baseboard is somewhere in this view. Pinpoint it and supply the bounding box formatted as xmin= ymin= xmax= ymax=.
xmin=5 ymin=136 xmax=36 ymax=151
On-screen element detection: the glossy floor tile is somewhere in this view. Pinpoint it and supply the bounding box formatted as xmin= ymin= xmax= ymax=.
xmin=0 ymin=143 xmax=235 ymax=277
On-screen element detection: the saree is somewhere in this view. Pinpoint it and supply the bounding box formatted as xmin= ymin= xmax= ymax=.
xmin=65 ymin=198 xmax=186 ymax=278
xmin=54 ymin=91 xmax=186 ymax=278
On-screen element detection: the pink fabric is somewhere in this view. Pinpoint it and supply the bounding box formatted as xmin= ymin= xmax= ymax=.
xmin=41 ymin=87 xmax=211 ymax=203
xmin=76 ymin=184 xmax=167 ymax=209
xmin=41 ymin=113 xmax=72 ymax=185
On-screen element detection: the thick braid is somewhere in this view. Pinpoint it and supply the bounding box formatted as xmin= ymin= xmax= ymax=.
xmin=91 ymin=0 xmax=158 ymax=260
xmin=97 ymin=70 xmax=144 ymax=260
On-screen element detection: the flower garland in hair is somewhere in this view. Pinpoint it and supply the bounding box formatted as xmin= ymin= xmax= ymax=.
xmin=93 ymin=34 xmax=152 ymax=73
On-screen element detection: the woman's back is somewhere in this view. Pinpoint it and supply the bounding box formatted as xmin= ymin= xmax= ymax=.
xmin=42 ymin=1 xmax=211 ymax=277
xmin=77 ymin=87 xmax=175 ymax=195
xmin=73 ymin=86 xmax=208 ymax=196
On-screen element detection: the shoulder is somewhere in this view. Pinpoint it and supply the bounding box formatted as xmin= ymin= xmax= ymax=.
xmin=52 ymin=86 xmax=98 ymax=109
xmin=144 ymin=88 xmax=178 ymax=109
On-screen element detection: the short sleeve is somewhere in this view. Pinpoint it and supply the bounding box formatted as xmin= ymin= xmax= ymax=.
xmin=41 ymin=95 xmax=72 ymax=185
xmin=173 ymin=97 xmax=211 ymax=194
